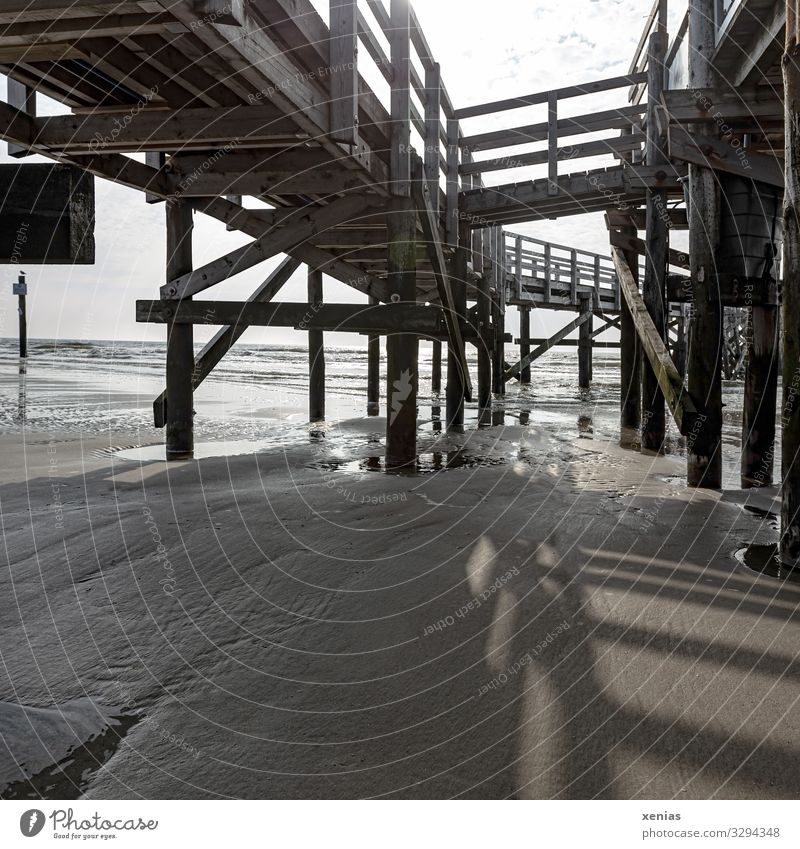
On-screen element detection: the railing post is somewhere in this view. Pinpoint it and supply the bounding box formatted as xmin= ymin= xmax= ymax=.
xmin=570 ymin=249 xmax=578 ymax=305
xmin=593 ymin=254 xmax=601 ymax=307
xmin=515 ymin=235 xmax=523 ymax=300
xmin=547 ymin=91 xmax=558 ymax=195
xmin=424 ymin=62 xmax=441 ymax=214
xmin=544 ymin=243 xmax=552 ymax=304
xmin=330 ymin=0 xmax=359 ymax=145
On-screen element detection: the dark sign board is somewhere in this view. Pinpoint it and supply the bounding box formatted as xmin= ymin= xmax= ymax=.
xmin=0 ymin=164 xmax=95 ymax=265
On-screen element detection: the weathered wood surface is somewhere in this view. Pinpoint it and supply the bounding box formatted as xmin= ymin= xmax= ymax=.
xmin=0 ymin=163 xmax=94 ymax=264
xmin=686 ymin=0 xmax=723 ymax=488
xmin=137 ymin=300 xmax=485 ymax=337
xmin=164 ymin=199 xmax=194 ymax=461
xmin=642 ymin=29 xmax=669 ymax=452
xmin=668 ymin=126 xmax=784 ymax=188
xmin=612 ymin=247 xmax=699 ymax=436
xmin=329 ymin=0 xmax=359 ymax=146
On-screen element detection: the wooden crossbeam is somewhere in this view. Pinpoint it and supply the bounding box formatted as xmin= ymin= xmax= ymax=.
xmin=505 ymin=311 xmax=592 ymax=381
xmin=411 ymin=157 xmax=473 ymax=400
xmin=137 ymin=300 xmax=476 ymax=338
xmin=152 ymin=256 xmax=301 ymax=428
xmin=661 ymin=86 xmax=784 ymax=126
xmin=163 ymin=195 xmax=381 ymax=299
xmin=612 ymin=246 xmax=699 ymax=435
xmin=667 ymin=126 xmax=783 ymax=188
xmin=189 ymin=196 xmax=391 ymax=303
xmin=592 ymin=315 xmax=621 ymax=338
xmin=33 ymin=105 xmax=303 ymax=153
xmin=609 ymin=229 xmax=690 ymax=270
xmin=165 ymin=148 xmax=384 ymax=196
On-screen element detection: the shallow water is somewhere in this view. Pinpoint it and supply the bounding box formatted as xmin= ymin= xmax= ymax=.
xmin=0 ymin=336 xmax=759 ymax=486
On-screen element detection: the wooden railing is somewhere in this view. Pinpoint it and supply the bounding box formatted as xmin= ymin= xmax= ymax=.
xmin=503 ymin=232 xmax=621 ymax=311
xmin=452 ymin=73 xmax=647 ymax=197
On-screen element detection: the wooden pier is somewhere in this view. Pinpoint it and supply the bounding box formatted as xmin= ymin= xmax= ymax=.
xmin=0 ymin=0 xmax=796 ymax=556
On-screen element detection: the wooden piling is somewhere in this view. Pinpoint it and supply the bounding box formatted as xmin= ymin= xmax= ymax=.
xmin=641 ymin=28 xmax=668 ymax=452
xmin=308 ymin=268 xmax=326 ymax=422
xmin=742 ymin=305 xmax=779 ymax=488
xmin=165 ymin=199 xmax=194 ymax=461
xmin=446 ymin=244 xmax=468 ymax=432
xmin=431 ymin=339 xmax=442 ymax=395
xmin=578 ymin=294 xmax=592 ymax=389
xmin=620 ymin=225 xmax=641 ymax=446
xmin=15 ymin=272 xmax=27 ymax=359
xmin=687 ymin=0 xmax=723 ymax=488
xmin=782 ymin=2 xmax=800 ymax=558
xmin=491 ymin=227 xmax=506 ymax=396
xmin=386 ymin=0 xmax=418 ymax=467
xmin=478 ymin=262 xmax=492 ymax=426
xmin=519 ymin=307 xmax=531 ymax=385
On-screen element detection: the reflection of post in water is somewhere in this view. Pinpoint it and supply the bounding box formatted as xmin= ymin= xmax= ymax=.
xmin=578 ymin=414 xmax=593 ymax=437
xmin=431 ymin=400 xmax=442 ymax=433
xmin=17 ymin=358 xmax=26 ymax=422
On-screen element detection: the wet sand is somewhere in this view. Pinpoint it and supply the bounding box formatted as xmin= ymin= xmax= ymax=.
xmin=1 ymin=412 xmax=798 ymax=800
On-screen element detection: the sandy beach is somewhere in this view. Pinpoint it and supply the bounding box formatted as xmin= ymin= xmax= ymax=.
xmin=2 ymin=375 xmax=798 ymax=799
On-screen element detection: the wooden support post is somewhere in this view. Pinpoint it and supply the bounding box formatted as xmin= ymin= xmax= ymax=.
xmin=145 ymin=152 xmax=166 ymax=205
xmin=446 ymin=245 xmax=468 ymax=432
xmin=687 ymin=0 xmax=723 ymax=487
xmin=642 ymin=28 xmax=669 ymax=452
xmin=165 ymin=199 xmax=194 ymax=461
xmin=672 ymin=305 xmax=688 ymax=377
xmin=519 ymin=306 xmax=531 ymax=385
xmin=386 ymin=0 xmax=418 ymax=467
xmin=15 ymin=271 xmax=26 ymax=358
xmin=152 ymin=256 xmax=300 ymax=427
xmin=431 ymin=339 xmax=442 ymax=393
xmin=620 ymin=225 xmax=641 ymax=446
xmin=491 ymin=227 xmax=506 ymax=396
xmin=578 ymin=294 xmax=592 ymax=389
xmin=7 ymin=79 xmax=34 ymax=158
xmin=783 ymin=0 xmax=800 ymax=557
xmin=478 ymin=262 xmax=492 ymax=426
xmin=308 ymin=268 xmax=326 ymax=423
xmin=742 ymin=305 xmax=779 ymax=488
xmin=445 ymin=115 xmax=467 ymax=432
xmin=367 ymin=296 xmax=381 ymax=417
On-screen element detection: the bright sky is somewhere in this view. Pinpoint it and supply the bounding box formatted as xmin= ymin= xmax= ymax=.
xmin=0 ymin=0 xmax=682 ymax=347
